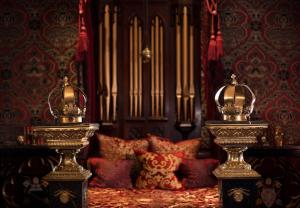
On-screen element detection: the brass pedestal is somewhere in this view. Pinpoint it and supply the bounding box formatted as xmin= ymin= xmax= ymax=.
xmin=206 ymin=121 xmax=268 ymax=178
xmin=32 ymin=123 xmax=99 ymax=208
xmin=32 ymin=123 xmax=99 ymax=180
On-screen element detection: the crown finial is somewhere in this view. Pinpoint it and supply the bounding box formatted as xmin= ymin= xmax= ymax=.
xmin=63 ymin=76 xmax=69 ymax=85
xmin=231 ymin=74 xmax=237 ymax=85
xmin=215 ymin=74 xmax=256 ymax=121
xmin=48 ymin=77 xmax=87 ymax=124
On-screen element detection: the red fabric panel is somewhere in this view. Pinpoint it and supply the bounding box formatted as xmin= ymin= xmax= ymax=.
xmin=83 ymin=0 xmax=96 ymax=122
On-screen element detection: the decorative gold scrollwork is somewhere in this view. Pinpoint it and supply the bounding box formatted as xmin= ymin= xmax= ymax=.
xmin=55 ymin=189 xmax=76 ymax=204
xmin=228 ymin=188 xmax=250 ymax=203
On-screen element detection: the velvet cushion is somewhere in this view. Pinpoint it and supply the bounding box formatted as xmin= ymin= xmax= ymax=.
xmin=148 ymin=135 xmax=201 ymax=159
xmin=135 ymin=151 xmax=183 ymax=190
xmin=96 ymin=134 xmax=149 ymax=160
xmin=88 ymin=158 xmax=134 ymax=188
xmin=181 ymin=159 xmax=219 ymax=188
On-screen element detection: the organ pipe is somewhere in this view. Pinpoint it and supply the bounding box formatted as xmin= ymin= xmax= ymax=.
xmin=104 ymin=5 xmax=111 ymax=121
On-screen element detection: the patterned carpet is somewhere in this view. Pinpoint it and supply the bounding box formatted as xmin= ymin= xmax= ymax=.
xmin=88 ymin=186 xmax=220 ymax=208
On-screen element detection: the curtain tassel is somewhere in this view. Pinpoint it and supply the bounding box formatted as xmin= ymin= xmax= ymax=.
xmin=208 ymin=14 xmax=217 ymax=61
xmin=208 ymin=34 xmax=217 ymax=61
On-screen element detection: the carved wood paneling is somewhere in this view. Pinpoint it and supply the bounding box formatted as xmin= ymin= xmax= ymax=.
xmin=129 ymin=16 xmax=143 ymax=118
xmin=95 ymin=0 xmax=201 ymax=140
xmin=151 ymin=16 xmax=165 ymax=118
xmin=175 ymin=6 xmax=196 ymax=125
xmin=97 ymin=4 xmax=118 ymax=123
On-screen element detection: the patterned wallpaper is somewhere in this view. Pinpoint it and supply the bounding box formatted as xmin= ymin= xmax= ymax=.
xmin=220 ymin=0 xmax=300 ymax=144
xmin=0 ymin=0 xmax=78 ymax=144
xmin=0 ymin=0 xmax=299 ymax=145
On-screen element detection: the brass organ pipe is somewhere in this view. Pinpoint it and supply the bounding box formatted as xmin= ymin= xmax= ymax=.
xmin=138 ymin=25 xmax=142 ymax=117
xmin=176 ymin=12 xmax=182 ymax=122
xmin=155 ymin=16 xmax=159 ymax=117
xmin=151 ymin=22 xmax=155 ymax=116
xmin=182 ymin=6 xmax=188 ymax=121
xmin=112 ymin=7 xmax=118 ymax=121
xmin=98 ymin=22 xmax=103 ymax=120
xmin=189 ymin=25 xmax=195 ymax=121
xmin=134 ymin=17 xmax=138 ymax=117
xmin=159 ymin=24 xmax=164 ymax=117
xmin=104 ymin=5 xmax=111 ymax=121
xmin=129 ymin=22 xmax=133 ymax=117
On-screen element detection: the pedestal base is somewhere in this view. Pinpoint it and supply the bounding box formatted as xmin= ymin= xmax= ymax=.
xmin=213 ymin=146 xmax=260 ymax=178
xmin=31 ymin=124 xmax=99 ymax=208
xmin=42 ymin=147 xmax=91 ymax=207
xmin=206 ymin=121 xmax=268 ymax=178
xmin=44 ymin=169 xmax=91 ymax=181
xmin=47 ymin=180 xmax=88 ymax=208
xmin=219 ymin=177 xmax=260 ymax=208
xmin=43 ymin=148 xmax=92 ymax=181
xmin=213 ymin=166 xmax=260 ymax=178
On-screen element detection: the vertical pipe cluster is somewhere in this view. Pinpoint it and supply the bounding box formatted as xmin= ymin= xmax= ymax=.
xmin=150 ymin=16 xmax=164 ymax=118
xmin=129 ymin=16 xmax=143 ymax=118
xmin=176 ymin=6 xmax=195 ymax=123
xmin=98 ymin=5 xmax=118 ymax=122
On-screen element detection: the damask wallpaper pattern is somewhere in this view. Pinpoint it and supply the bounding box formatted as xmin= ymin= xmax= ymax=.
xmin=0 ymin=0 xmax=78 ymax=144
xmin=221 ymin=0 xmax=300 ymax=144
xmin=0 ymin=0 xmax=299 ymax=145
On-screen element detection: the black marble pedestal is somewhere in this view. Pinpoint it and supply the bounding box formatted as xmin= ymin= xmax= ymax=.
xmin=219 ymin=177 xmax=260 ymax=208
xmin=47 ymin=180 xmax=88 ymax=208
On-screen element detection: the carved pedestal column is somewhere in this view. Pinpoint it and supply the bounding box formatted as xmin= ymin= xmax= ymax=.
xmin=206 ymin=121 xmax=267 ymax=207
xmin=32 ymin=123 xmax=99 ymax=208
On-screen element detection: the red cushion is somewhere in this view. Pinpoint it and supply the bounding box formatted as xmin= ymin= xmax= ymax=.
xmin=148 ymin=135 xmax=202 ymax=159
xmin=88 ymin=158 xmax=134 ymax=188
xmin=181 ymin=159 xmax=219 ymax=188
xmin=135 ymin=151 xmax=183 ymax=190
xmin=96 ymin=134 xmax=149 ymax=160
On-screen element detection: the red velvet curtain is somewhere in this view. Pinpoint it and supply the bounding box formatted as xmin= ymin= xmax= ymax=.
xmin=201 ymin=0 xmax=225 ymax=121
xmin=205 ymin=61 xmax=224 ymax=120
xmin=76 ymin=0 xmax=96 ymax=122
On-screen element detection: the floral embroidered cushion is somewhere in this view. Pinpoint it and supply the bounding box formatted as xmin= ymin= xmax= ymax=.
xmin=135 ymin=151 xmax=183 ymax=190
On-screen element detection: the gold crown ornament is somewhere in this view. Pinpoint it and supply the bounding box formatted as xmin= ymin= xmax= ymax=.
xmin=215 ymin=74 xmax=255 ymax=121
xmin=48 ymin=76 xmax=87 ymax=124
